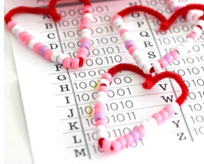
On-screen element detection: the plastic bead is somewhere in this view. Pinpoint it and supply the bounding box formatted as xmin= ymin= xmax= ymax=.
xmin=83 ymin=13 xmax=93 ymax=21
xmin=169 ymin=50 xmax=179 ymax=61
xmin=159 ymin=110 xmax=169 ymax=121
xmin=128 ymin=45 xmax=137 ymax=55
xmin=96 ymin=119 xmax=106 ymax=127
xmin=83 ymin=6 xmax=93 ymax=13
xmin=176 ymin=45 xmax=186 ymax=56
xmin=28 ymin=39 xmax=38 ymax=50
xmin=63 ymin=57 xmax=72 ymax=68
xmin=39 ymin=45 xmax=49 ymax=57
xmin=102 ymin=140 xmax=111 ymax=152
xmin=164 ymin=104 xmax=175 ymax=117
xmin=23 ymin=35 xmax=34 ymax=46
xmin=100 ymin=79 xmax=110 ymax=87
xmin=119 ymin=29 xmax=128 ymax=36
xmin=135 ymin=126 xmax=146 ymax=138
xmin=192 ymin=26 xmax=202 ymax=36
xmin=158 ymin=58 xmax=168 ymax=69
xmin=94 ymin=108 xmax=105 ymax=115
xmin=33 ymin=42 xmax=43 ymax=53
xmin=11 ymin=25 xmax=21 ymax=35
xmin=44 ymin=49 xmax=53 ymax=61
xmin=57 ymin=54 xmax=67 ymax=64
xmin=130 ymin=130 xmax=140 ymax=141
xmin=143 ymin=64 xmax=151 ymax=75
xmin=153 ymin=62 xmax=163 ymax=73
xmin=101 ymin=73 xmax=112 ymax=83
xmin=71 ymin=58 xmax=80 ymax=68
xmin=94 ymin=113 xmax=105 ymax=122
xmin=98 ymin=86 xmax=108 ymax=94
xmin=117 ymin=137 xmax=127 ymax=149
xmin=152 ymin=113 xmax=163 ymax=124
xmin=125 ymin=40 xmax=135 ymax=49
xmin=7 ymin=21 xmax=17 ymax=31
xmin=111 ymin=141 xmax=121 ymax=152
xmin=124 ymin=134 xmax=134 ymax=146
xmin=94 ymin=102 xmax=105 ymax=110
xmin=51 ymin=52 xmax=59 ymax=62
xmin=187 ymin=32 xmax=198 ymax=42
xmin=163 ymin=53 xmax=174 ymax=64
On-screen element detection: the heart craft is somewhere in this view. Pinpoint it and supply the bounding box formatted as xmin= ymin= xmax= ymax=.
xmin=5 ymin=0 xmax=93 ymax=69
xmin=4 ymin=2 xmax=204 ymax=70
xmin=112 ymin=4 xmax=204 ymax=74
xmin=94 ymin=63 xmax=189 ymax=153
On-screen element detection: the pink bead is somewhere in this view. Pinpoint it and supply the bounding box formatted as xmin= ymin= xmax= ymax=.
xmin=81 ymin=21 xmax=91 ymax=29
xmin=81 ymin=38 xmax=91 ymax=45
xmin=7 ymin=21 xmax=17 ymax=31
xmin=111 ymin=141 xmax=121 ymax=152
xmin=187 ymin=32 xmax=198 ymax=42
xmin=124 ymin=134 xmax=134 ymax=147
xmin=112 ymin=15 xmax=122 ymax=23
xmin=63 ymin=57 xmax=72 ymax=68
xmin=44 ymin=49 xmax=53 ymax=61
xmin=33 ymin=43 xmax=43 ymax=53
xmin=128 ymin=45 xmax=137 ymax=55
xmin=152 ymin=113 xmax=163 ymax=124
xmin=101 ymin=73 xmax=112 ymax=83
xmin=135 ymin=126 xmax=146 ymax=139
xmin=82 ymin=17 xmax=91 ymax=23
xmin=158 ymin=58 xmax=168 ymax=69
xmin=120 ymin=29 xmax=128 ymax=37
xmin=117 ymin=137 xmax=127 ymax=149
xmin=97 ymin=86 xmax=108 ymax=93
xmin=94 ymin=108 xmax=104 ymax=115
xmin=83 ymin=6 xmax=93 ymax=13
xmin=94 ymin=102 xmax=105 ymax=110
xmin=78 ymin=47 xmax=89 ymax=55
xmin=164 ymin=104 xmax=175 ymax=117
xmin=76 ymin=52 xmax=87 ymax=60
xmin=169 ymin=50 xmax=179 ymax=61
xmin=159 ymin=110 xmax=169 ymax=121
xmin=19 ymin=31 xmax=29 ymax=41
xmin=71 ymin=58 xmax=80 ymax=68
xmin=96 ymin=119 xmax=106 ymax=126
xmin=23 ymin=35 xmax=34 ymax=46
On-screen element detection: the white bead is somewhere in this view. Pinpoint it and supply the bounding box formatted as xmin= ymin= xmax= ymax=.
xmin=171 ymin=102 xmax=180 ymax=111
xmin=197 ymin=20 xmax=204 ymax=30
xmin=113 ymin=18 xmax=123 ymax=29
xmin=96 ymin=96 xmax=106 ymax=104
xmin=81 ymin=32 xmax=91 ymax=39
xmin=28 ymin=39 xmax=38 ymax=50
xmin=143 ymin=64 xmax=151 ymax=75
xmin=169 ymin=1 xmax=179 ymax=10
xmin=121 ymin=32 xmax=132 ymax=42
xmin=134 ymin=55 xmax=143 ymax=64
xmin=81 ymin=28 xmax=92 ymax=35
xmin=14 ymin=26 xmax=24 ymax=38
xmin=142 ymin=120 xmax=153 ymax=133
xmin=96 ymin=125 xmax=106 ymax=132
xmin=57 ymin=53 xmax=67 ymax=64
xmin=138 ymin=59 xmax=146 ymax=69
xmin=181 ymin=41 xmax=191 ymax=52
xmin=148 ymin=118 xmax=158 ymax=127
xmin=97 ymin=91 xmax=107 ymax=99
xmin=186 ymin=37 xmax=195 ymax=45
xmin=176 ymin=45 xmax=186 ymax=56
xmin=186 ymin=10 xmax=196 ymax=23
xmin=153 ymin=62 xmax=163 ymax=73
xmin=132 ymin=50 xmax=140 ymax=60
xmin=51 ymin=52 xmax=59 ymax=62
xmin=192 ymin=26 xmax=202 ymax=37
xmin=192 ymin=10 xmax=203 ymax=23
xmin=96 ymin=130 xmax=108 ymax=139
xmin=83 ymin=13 xmax=93 ymax=21
xmin=118 ymin=23 xmax=127 ymax=31
xmin=11 ymin=25 xmax=21 ymax=35
xmin=100 ymin=79 xmax=110 ymax=87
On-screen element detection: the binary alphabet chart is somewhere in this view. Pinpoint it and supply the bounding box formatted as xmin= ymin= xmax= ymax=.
xmin=5 ymin=0 xmax=204 ymax=164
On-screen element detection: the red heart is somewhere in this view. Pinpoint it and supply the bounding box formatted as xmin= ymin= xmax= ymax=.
xmin=94 ymin=63 xmax=189 ymax=153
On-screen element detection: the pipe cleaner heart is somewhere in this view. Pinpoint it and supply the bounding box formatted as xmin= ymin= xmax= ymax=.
xmin=94 ymin=63 xmax=189 ymax=153
xmin=112 ymin=4 xmax=204 ymax=74
xmin=5 ymin=0 xmax=93 ymax=69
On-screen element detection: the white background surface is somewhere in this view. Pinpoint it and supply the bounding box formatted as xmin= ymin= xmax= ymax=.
xmin=4 ymin=25 xmax=34 ymax=164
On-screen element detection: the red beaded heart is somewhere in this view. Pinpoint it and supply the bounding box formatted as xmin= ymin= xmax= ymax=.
xmin=94 ymin=63 xmax=189 ymax=153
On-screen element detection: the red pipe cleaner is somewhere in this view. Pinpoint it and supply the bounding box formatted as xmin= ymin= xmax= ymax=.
xmin=107 ymin=63 xmax=188 ymax=106
xmin=117 ymin=4 xmax=204 ymax=32
xmin=4 ymin=0 xmax=91 ymax=24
